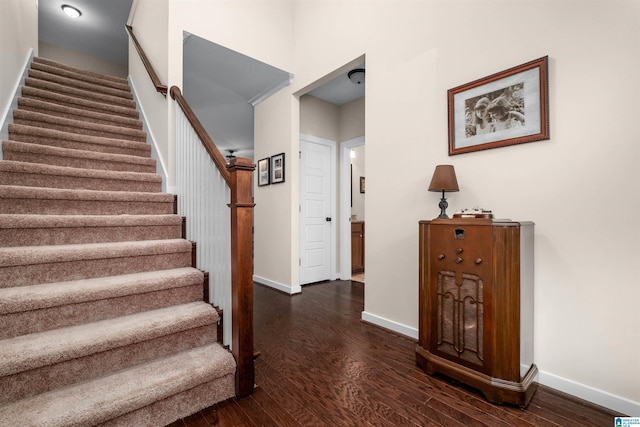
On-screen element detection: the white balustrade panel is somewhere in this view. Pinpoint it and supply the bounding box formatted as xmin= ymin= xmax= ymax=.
xmin=175 ymin=107 xmax=232 ymax=347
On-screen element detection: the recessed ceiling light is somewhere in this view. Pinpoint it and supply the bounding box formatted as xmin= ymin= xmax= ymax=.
xmin=61 ymin=4 xmax=81 ymax=18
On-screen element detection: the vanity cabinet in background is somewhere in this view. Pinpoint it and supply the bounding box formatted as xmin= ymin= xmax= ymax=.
xmin=351 ymin=221 xmax=364 ymax=273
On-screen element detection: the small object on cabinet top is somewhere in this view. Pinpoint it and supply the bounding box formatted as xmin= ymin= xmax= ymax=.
xmin=453 ymin=208 xmax=493 ymax=219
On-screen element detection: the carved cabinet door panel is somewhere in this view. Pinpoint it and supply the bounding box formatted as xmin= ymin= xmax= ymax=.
xmin=427 ymin=222 xmax=493 ymax=374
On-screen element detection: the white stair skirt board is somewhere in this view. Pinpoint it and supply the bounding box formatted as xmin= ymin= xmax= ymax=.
xmin=128 ymin=77 xmax=169 ymax=187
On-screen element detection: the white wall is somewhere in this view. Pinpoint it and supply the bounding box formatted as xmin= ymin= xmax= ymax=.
xmin=0 ymin=0 xmax=38 ymax=140
xmin=300 ymin=95 xmax=339 ymax=141
xmin=253 ymin=88 xmax=297 ymax=290
xmin=127 ymin=0 xmax=171 ymax=184
xmin=263 ymin=0 xmax=639 ymax=415
xmin=39 ymin=41 xmax=127 ymax=78
xmin=338 ymin=96 xmax=365 ymax=143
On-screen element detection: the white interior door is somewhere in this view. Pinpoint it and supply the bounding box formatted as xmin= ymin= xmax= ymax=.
xmin=299 ymin=137 xmax=333 ymax=285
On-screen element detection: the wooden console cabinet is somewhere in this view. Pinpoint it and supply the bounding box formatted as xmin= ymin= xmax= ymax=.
xmin=416 ymin=218 xmax=537 ymax=407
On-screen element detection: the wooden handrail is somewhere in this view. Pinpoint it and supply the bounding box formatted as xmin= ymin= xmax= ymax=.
xmin=170 ymin=86 xmax=232 ymax=186
xmin=125 ymin=25 xmax=168 ymax=95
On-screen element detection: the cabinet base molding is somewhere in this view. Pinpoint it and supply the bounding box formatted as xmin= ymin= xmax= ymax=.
xmin=416 ymin=345 xmax=538 ymax=408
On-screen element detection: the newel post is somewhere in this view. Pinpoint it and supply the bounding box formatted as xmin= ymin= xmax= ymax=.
xmin=227 ymin=157 xmax=256 ymax=397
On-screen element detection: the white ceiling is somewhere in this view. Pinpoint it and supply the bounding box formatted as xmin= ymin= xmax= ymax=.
xmin=307 ymin=67 xmax=365 ymax=106
xmin=38 ymin=0 xmax=133 ymax=66
xmin=37 ymin=1 xmax=365 ymax=160
xmin=182 ymin=32 xmax=293 ymax=159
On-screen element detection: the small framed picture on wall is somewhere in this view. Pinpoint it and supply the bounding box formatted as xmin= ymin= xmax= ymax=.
xmin=257 ymin=158 xmax=270 ymax=186
xmin=271 ymin=153 xmax=285 ymax=184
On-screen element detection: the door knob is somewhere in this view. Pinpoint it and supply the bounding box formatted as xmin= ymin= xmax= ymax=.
xmin=325 ymin=217 xmax=332 ymax=222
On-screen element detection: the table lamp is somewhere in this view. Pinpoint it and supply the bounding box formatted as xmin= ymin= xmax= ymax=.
xmin=428 ymin=165 xmax=459 ymax=219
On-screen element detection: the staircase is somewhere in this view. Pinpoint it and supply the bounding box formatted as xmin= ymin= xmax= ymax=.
xmin=0 ymin=57 xmax=236 ymax=426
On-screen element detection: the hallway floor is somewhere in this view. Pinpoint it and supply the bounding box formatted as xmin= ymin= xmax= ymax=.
xmin=351 ymin=271 xmax=365 ymax=283
xmin=171 ymin=280 xmax=620 ymax=426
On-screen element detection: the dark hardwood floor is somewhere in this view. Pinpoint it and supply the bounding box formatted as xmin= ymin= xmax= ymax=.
xmin=170 ymin=280 xmax=620 ymax=426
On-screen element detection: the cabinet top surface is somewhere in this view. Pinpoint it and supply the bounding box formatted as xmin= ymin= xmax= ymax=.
xmin=419 ymin=218 xmax=534 ymax=226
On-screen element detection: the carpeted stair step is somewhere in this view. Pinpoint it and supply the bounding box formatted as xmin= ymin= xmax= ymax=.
xmin=0 ymin=267 xmax=205 ymax=339
xmin=0 ymin=343 xmax=235 ymax=427
xmin=18 ymin=97 xmax=143 ymax=130
xmin=2 ymin=140 xmax=156 ymax=173
xmin=0 ymin=161 xmax=162 ymax=192
xmin=28 ymin=68 xmax=133 ymax=100
xmin=0 ymin=302 xmax=221 ymax=405
xmin=13 ymin=109 xmax=147 ymax=142
xmin=21 ymin=85 xmax=139 ymax=119
xmin=8 ymin=123 xmax=150 ymax=157
xmin=33 ymin=57 xmax=129 ymax=87
xmin=0 ymin=185 xmax=174 ymax=215
xmin=24 ymin=77 xmax=137 ymax=110
xmin=0 ymin=213 xmax=182 ymax=247
xmin=0 ymin=239 xmax=193 ymax=287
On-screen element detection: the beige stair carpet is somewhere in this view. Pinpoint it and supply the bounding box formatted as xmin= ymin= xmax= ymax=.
xmin=0 ymin=57 xmax=236 ymax=426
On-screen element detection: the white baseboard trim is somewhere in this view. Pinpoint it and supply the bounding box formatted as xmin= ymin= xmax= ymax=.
xmin=253 ymin=275 xmax=301 ymax=295
xmin=538 ymin=369 xmax=639 ymax=416
xmin=361 ymin=311 xmax=419 ymax=340
xmin=361 ymin=311 xmax=638 ymax=415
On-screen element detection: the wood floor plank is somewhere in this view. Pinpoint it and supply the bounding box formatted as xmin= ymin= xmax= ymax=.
xmin=256 ymin=376 xmax=335 ymax=426
xmin=234 ymin=391 xmax=282 ymax=427
xmin=179 ymin=412 xmax=209 ymax=427
xmin=176 ymin=280 xmax=622 ymax=427
xmin=204 ymin=399 xmax=256 ymax=427
xmin=526 ymin=385 xmax=616 ymax=427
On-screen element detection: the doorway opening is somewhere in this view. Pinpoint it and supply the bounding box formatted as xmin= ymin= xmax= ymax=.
xmin=340 ymin=137 xmax=365 ymax=283
xmin=296 ymin=57 xmax=366 ymax=288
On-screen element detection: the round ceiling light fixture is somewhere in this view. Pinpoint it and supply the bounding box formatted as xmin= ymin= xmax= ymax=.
xmin=61 ymin=4 xmax=82 ymax=18
xmin=348 ymin=68 xmax=365 ymax=85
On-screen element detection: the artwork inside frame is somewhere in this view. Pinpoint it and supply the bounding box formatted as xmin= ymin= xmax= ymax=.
xmin=257 ymin=157 xmax=270 ymax=186
xmin=271 ymin=153 xmax=285 ymax=184
xmin=448 ymin=56 xmax=549 ymax=155
xmin=359 ymin=176 xmax=365 ymax=193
